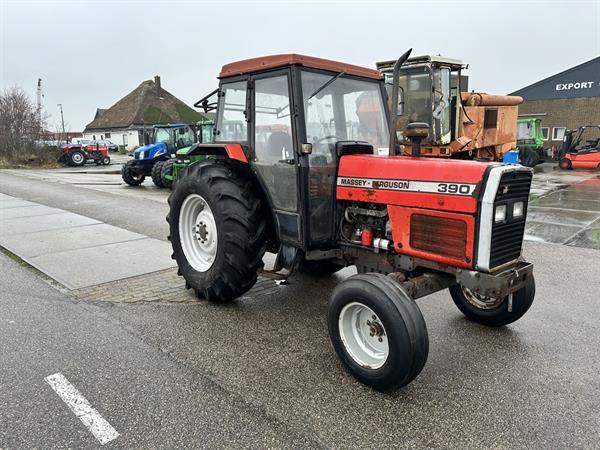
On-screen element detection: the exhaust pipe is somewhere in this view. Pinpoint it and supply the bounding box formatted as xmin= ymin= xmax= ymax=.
xmin=388 ymin=48 xmax=412 ymax=156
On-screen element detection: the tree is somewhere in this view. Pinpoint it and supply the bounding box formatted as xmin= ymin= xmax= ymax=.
xmin=0 ymin=86 xmax=41 ymax=158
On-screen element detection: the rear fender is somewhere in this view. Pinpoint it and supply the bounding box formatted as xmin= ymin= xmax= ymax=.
xmin=183 ymin=158 xmax=278 ymax=248
xmin=186 ymin=143 xmax=248 ymax=163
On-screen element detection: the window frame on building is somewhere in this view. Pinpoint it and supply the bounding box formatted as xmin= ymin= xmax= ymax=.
xmin=541 ymin=127 xmax=549 ymax=141
xmin=552 ymin=127 xmax=566 ymax=141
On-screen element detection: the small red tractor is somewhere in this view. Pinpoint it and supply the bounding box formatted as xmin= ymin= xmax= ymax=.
xmin=59 ymin=143 xmax=111 ymax=167
xmin=168 ymin=51 xmax=535 ymax=390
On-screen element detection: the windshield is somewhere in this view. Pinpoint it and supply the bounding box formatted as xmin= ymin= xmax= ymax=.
xmin=517 ymin=122 xmax=535 ymax=140
xmin=388 ymin=66 xmax=432 ymax=143
xmin=301 ymin=71 xmax=389 ymax=158
xmin=155 ymin=127 xmax=171 ymax=144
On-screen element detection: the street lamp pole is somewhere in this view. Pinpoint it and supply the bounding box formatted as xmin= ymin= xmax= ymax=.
xmin=57 ymin=103 xmax=66 ymax=141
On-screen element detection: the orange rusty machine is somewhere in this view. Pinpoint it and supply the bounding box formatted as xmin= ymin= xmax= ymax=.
xmin=376 ymin=55 xmax=523 ymax=160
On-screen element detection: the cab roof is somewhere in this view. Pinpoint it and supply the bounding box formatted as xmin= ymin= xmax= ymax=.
xmin=219 ymin=54 xmax=383 ymax=80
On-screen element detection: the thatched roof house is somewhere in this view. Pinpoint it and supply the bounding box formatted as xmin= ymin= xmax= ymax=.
xmin=83 ymin=76 xmax=207 ymax=149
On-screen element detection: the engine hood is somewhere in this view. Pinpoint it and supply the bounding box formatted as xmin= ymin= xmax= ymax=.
xmin=134 ymin=142 xmax=167 ymax=160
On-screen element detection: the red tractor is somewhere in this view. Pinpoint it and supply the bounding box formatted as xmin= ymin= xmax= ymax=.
xmin=168 ymin=51 xmax=536 ymax=390
xmin=59 ymin=143 xmax=111 ymax=167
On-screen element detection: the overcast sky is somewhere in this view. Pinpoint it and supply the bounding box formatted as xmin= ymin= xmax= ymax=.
xmin=1 ymin=0 xmax=598 ymax=131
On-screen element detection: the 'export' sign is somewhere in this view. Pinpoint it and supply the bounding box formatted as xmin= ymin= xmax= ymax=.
xmin=556 ymin=81 xmax=596 ymax=91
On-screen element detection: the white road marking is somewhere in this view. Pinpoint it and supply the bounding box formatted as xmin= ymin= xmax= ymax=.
xmin=44 ymin=373 xmax=120 ymax=445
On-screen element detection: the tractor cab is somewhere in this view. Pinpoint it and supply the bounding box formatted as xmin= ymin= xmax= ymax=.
xmin=149 ymin=124 xmax=196 ymax=155
xmin=377 ymin=55 xmax=465 ymax=147
xmin=195 ymin=54 xmax=390 ymax=249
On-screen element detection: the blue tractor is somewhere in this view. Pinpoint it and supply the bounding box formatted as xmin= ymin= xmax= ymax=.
xmin=121 ymin=124 xmax=196 ymax=186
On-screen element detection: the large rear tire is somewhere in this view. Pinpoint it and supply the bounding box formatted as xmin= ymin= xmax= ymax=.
xmin=121 ymin=160 xmax=145 ymax=186
xmin=449 ymin=275 xmax=535 ymax=327
xmin=168 ymin=162 xmax=267 ymax=302
xmin=151 ymin=161 xmax=165 ymax=187
xmin=69 ymin=149 xmax=86 ymax=167
xmin=328 ymin=273 xmax=429 ymax=391
xmin=161 ymin=159 xmax=175 ymax=190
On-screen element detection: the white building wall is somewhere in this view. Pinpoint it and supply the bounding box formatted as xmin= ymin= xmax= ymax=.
xmin=82 ymin=129 xmax=141 ymax=150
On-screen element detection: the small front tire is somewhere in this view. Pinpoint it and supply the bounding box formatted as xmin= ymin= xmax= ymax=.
xmin=328 ymin=273 xmax=429 ymax=391
xmin=161 ymin=159 xmax=175 ymax=190
xmin=559 ymin=158 xmax=572 ymax=170
xmin=449 ymin=274 xmax=535 ymax=327
xmin=121 ymin=160 xmax=145 ymax=186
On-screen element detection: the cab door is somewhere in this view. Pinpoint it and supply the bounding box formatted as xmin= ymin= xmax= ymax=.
xmin=250 ymin=70 xmax=301 ymax=244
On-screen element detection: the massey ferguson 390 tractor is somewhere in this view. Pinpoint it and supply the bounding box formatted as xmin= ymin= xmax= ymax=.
xmin=168 ymin=51 xmax=536 ymax=391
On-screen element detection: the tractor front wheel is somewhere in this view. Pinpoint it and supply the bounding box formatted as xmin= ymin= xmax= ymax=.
xmin=151 ymin=161 xmax=165 ymax=187
xmin=161 ymin=159 xmax=175 ymax=190
xmin=328 ymin=273 xmax=429 ymax=391
xmin=168 ymin=162 xmax=267 ymax=302
xmin=449 ymin=275 xmax=535 ymax=327
xmin=559 ymin=158 xmax=572 ymax=170
xmin=121 ymin=160 xmax=145 ymax=186
xmin=101 ymin=156 xmax=111 ymax=165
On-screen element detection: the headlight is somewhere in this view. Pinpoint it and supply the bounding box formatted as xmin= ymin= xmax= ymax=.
xmin=495 ymin=205 xmax=506 ymax=223
xmin=513 ymin=201 xmax=524 ymax=218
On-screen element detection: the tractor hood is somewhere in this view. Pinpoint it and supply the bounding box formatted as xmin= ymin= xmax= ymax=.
xmin=336 ymin=154 xmax=498 ymax=214
xmin=134 ymin=142 xmax=168 ymax=160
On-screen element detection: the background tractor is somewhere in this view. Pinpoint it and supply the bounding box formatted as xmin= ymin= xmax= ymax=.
xmin=160 ymin=117 xmax=215 ymax=189
xmin=168 ymin=51 xmax=535 ymax=391
xmin=121 ymin=123 xmax=196 ymax=186
xmin=516 ymin=117 xmax=546 ymax=167
xmin=377 ymin=55 xmax=523 ymax=161
xmin=59 ymin=142 xmax=110 ymax=167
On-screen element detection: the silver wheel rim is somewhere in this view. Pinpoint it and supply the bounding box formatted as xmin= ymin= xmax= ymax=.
xmin=179 ymin=194 xmax=218 ymax=272
xmin=338 ymin=302 xmax=389 ymax=369
xmin=462 ymin=287 xmax=504 ymax=310
xmin=72 ymin=153 xmax=84 ymax=164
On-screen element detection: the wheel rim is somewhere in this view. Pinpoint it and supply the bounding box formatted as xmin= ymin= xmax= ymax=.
xmin=178 ymin=194 xmax=218 ymax=272
xmin=461 ymin=287 xmax=505 ymax=310
xmin=72 ymin=153 xmax=84 ymax=164
xmin=338 ymin=302 xmax=389 ymax=369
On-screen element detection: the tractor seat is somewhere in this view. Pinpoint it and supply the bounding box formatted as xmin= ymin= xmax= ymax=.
xmin=266 ymin=131 xmax=293 ymax=162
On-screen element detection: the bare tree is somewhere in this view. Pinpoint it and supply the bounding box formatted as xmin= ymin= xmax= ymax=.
xmin=0 ymin=86 xmax=41 ymax=158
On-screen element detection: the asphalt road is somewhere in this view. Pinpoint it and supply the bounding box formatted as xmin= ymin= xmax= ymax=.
xmin=1 ymin=165 xmax=600 ymax=448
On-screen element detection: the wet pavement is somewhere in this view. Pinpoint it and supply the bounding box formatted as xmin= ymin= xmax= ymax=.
xmin=526 ymin=163 xmax=600 ymax=249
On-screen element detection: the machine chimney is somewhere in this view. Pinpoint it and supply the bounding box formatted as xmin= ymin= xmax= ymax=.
xmin=154 ymin=75 xmax=161 ymax=93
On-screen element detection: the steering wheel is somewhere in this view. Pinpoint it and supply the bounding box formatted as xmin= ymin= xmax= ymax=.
xmin=314 ymin=135 xmax=341 ymax=145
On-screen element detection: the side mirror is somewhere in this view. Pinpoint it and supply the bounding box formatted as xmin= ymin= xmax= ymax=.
xmin=301 ymin=143 xmax=313 ymax=155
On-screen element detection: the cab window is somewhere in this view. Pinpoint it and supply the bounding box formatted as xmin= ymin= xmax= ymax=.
xmin=215 ymin=81 xmax=247 ymax=142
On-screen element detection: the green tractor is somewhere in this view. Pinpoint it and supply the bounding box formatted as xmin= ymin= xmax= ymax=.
xmin=161 ymin=118 xmax=214 ymax=189
xmin=516 ymin=117 xmax=545 ymax=167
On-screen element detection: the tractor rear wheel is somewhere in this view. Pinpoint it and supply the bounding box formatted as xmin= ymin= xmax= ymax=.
xmin=168 ymin=162 xmax=267 ymax=302
xmin=559 ymin=158 xmax=572 ymax=170
xmin=121 ymin=160 xmax=145 ymax=186
xmin=151 ymin=161 xmax=165 ymax=187
xmin=328 ymin=273 xmax=429 ymax=391
xmin=69 ymin=149 xmax=86 ymax=167
xmin=161 ymin=159 xmax=175 ymax=190
xmin=449 ymin=275 xmax=535 ymax=327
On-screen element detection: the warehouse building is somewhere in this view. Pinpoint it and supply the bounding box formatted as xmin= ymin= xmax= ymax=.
xmin=510 ymin=56 xmax=600 ymax=150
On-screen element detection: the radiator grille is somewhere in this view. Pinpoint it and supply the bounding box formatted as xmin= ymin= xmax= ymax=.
xmin=489 ymin=171 xmax=532 ymax=268
xmin=411 ymin=214 xmax=467 ymax=260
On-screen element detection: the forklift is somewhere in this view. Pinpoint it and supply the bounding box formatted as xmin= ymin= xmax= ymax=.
xmin=558 ymin=125 xmax=600 ymax=170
